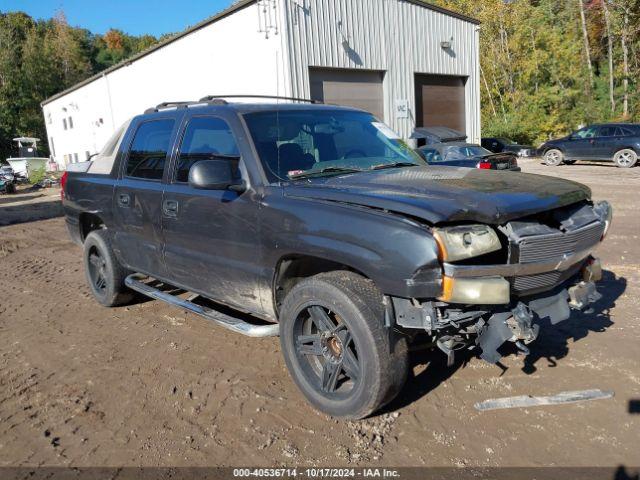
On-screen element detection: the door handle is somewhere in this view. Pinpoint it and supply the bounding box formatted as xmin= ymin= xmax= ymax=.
xmin=117 ymin=193 xmax=130 ymax=208
xmin=162 ymin=199 xmax=179 ymax=217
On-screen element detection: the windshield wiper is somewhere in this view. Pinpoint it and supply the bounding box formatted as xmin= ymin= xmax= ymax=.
xmin=370 ymin=162 xmax=420 ymax=171
xmin=288 ymin=167 xmax=362 ymax=180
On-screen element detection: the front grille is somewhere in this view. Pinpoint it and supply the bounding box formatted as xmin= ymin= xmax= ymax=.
xmin=518 ymin=221 xmax=604 ymax=263
xmin=512 ymin=262 xmax=583 ymax=295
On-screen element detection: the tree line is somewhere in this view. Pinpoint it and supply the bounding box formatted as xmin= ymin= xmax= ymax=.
xmin=0 ymin=11 xmax=162 ymax=161
xmin=433 ymin=0 xmax=639 ymax=144
xmin=1 ymin=1 xmax=639 ymax=161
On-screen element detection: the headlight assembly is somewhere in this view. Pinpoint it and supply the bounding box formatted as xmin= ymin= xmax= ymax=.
xmin=595 ymin=201 xmax=613 ymax=240
xmin=433 ymin=224 xmax=502 ymax=262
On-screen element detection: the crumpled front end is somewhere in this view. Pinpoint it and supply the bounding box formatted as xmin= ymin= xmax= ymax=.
xmin=390 ymin=199 xmax=611 ymax=365
xmin=474 ymin=271 xmax=602 ymax=363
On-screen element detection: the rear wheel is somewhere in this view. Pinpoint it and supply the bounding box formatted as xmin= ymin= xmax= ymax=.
xmin=279 ymin=271 xmax=408 ymax=419
xmin=613 ymin=149 xmax=637 ymax=168
xmin=544 ymin=149 xmax=564 ymax=166
xmin=83 ymin=230 xmax=133 ymax=307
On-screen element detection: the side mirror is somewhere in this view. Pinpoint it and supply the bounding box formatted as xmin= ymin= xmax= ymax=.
xmin=188 ymin=159 xmax=245 ymax=192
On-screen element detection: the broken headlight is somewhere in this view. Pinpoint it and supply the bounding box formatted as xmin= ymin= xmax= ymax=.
xmin=594 ymin=201 xmax=613 ymax=240
xmin=433 ymin=224 xmax=502 ymax=262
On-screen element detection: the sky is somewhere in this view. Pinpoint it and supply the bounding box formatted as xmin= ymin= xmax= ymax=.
xmin=1 ymin=0 xmax=236 ymax=37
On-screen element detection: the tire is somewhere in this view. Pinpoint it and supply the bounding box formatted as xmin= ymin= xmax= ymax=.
xmin=279 ymin=271 xmax=408 ymax=419
xmin=613 ymin=149 xmax=638 ymax=168
xmin=83 ymin=229 xmax=133 ymax=307
xmin=544 ymin=149 xmax=564 ymax=166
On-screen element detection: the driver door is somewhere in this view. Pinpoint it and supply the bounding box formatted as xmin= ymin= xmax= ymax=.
xmin=566 ymin=126 xmax=598 ymax=159
xmin=161 ymin=115 xmax=265 ymax=315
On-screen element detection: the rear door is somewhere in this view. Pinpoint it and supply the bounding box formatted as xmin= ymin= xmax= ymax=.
xmin=594 ymin=126 xmax=623 ymax=160
xmin=161 ymin=114 xmax=264 ymax=314
xmin=112 ymin=116 xmax=180 ymax=278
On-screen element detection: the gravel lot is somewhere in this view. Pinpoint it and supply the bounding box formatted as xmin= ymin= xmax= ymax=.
xmin=0 ymin=160 xmax=638 ymax=469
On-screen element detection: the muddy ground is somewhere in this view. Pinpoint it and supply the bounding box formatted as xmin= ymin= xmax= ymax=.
xmin=0 ymin=161 xmax=639 ymax=469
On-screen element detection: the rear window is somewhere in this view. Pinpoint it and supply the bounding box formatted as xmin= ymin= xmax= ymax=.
xmin=125 ymin=119 xmax=175 ymax=180
xmin=445 ymin=146 xmax=491 ymax=160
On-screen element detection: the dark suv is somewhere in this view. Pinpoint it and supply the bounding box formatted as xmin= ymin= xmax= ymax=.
xmin=481 ymin=137 xmax=536 ymax=158
xmin=62 ymin=97 xmax=611 ymax=419
xmin=539 ymin=123 xmax=640 ymax=168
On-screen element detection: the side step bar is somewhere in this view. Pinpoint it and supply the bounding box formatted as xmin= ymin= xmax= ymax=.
xmin=124 ymin=274 xmax=279 ymax=338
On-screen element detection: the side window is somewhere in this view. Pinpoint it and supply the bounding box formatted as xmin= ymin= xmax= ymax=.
xmin=599 ymin=126 xmax=617 ymax=137
xmin=176 ymin=117 xmax=239 ymax=183
xmin=126 ymin=119 xmax=175 ymax=180
xmin=575 ymin=127 xmax=598 ymax=139
xmin=620 ymin=127 xmax=635 ymax=137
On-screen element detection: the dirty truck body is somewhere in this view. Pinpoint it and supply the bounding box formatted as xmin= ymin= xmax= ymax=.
xmin=63 ymin=100 xmax=611 ymax=419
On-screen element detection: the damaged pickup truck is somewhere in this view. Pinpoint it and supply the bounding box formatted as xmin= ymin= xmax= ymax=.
xmin=62 ymin=97 xmax=612 ymax=419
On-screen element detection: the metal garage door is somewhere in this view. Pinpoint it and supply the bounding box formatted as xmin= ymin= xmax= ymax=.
xmin=415 ymin=74 xmax=466 ymax=134
xmin=309 ymin=68 xmax=385 ymax=120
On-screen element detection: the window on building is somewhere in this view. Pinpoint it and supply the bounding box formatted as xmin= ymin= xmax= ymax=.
xmin=49 ymin=137 xmax=56 ymax=157
xmin=175 ymin=117 xmax=239 ymax=183
xmin=85 ymin=151 xmax=91 ymax=160
xmin=69 ymin=116 xmax=74 ymax=129
xmin=73 ymin=153 xmax=79 ymax=163
xmin=63 ymin=118 xmax=67 ymax=130
xmin=125 ymin=119 xmax=175 ymax=180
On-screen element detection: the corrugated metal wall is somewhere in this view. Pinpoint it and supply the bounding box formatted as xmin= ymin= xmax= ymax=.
xmin=279 ymin=0 xmax=480 ymax=142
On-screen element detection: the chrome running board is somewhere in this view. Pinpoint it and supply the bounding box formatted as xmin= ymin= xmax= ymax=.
xmin=125 ymin=274 xmax=279 ymax=338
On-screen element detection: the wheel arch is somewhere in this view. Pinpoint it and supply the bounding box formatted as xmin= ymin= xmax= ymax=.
xmin=272 ymin=254 xmax=373 ymax=318
xmin=78 ymin=212 xmax=106 ymax=242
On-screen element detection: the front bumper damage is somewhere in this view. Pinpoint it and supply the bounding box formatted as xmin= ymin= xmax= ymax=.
xmin=390 ymin=265 xmax=603 ymax=366
xmin=475 ymin=281 xmax=601 ymax=363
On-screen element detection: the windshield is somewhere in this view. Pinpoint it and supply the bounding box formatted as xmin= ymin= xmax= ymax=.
xmin=444 ymin=145 xmax=492 ymax=160
xmin=243 ymin=110 xmax=425 ymax=182
xmin=497 ymin=137 xmax=516 ymax=145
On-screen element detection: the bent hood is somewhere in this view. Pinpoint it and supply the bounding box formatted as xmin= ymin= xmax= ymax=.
xmin=284 ymin=166 xmax=591 ymax=225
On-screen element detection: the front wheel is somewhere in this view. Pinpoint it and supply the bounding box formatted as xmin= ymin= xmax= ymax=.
xmin=279 ymin=271 xmax=408 ymax=419
xmin=544 ymin=149 xmax=564 ymax=166
xmin=613 ymin=149 xmax=638 ymax=168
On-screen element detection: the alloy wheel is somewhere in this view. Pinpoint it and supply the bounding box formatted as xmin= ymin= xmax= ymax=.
xmin=616 ymin=150 xmax=636 ymax=167
xmin=87 ymin=247 xmax=108 ymax=293
xmin=293 ymin=305 xmax=361 ymax=397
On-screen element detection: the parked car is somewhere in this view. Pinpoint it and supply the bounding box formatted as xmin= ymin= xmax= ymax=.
xmin=0 ymin=166 xmax=16 ymax=194
xmin=412 ymin=127 xmax=519 ymax=171
xmin=539 ymin=123 xmax=640 ymax=168
xmin=62 ymin=98 xmax=611 ymax=419
xmin=481 ymin=137 xmax=537 ymax=157
xmin=416 ymin=143 xmax=520 ymax=171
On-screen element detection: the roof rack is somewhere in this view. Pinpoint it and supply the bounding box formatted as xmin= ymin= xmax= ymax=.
xmin=144 ymin=101 xmax=200 ymax=114
xmin=144 ymin=95 xmax=322 ymax=114
xmin=198 ymin=95 xmax=322 ymax=104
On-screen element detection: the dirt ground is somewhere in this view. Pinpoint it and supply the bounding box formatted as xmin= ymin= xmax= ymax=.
xmin=0 ymin=161 xmax=639 ymax=469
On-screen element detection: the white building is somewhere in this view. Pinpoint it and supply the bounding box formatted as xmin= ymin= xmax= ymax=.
xmin=41 ymin=0 xmax=480 ymax=169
